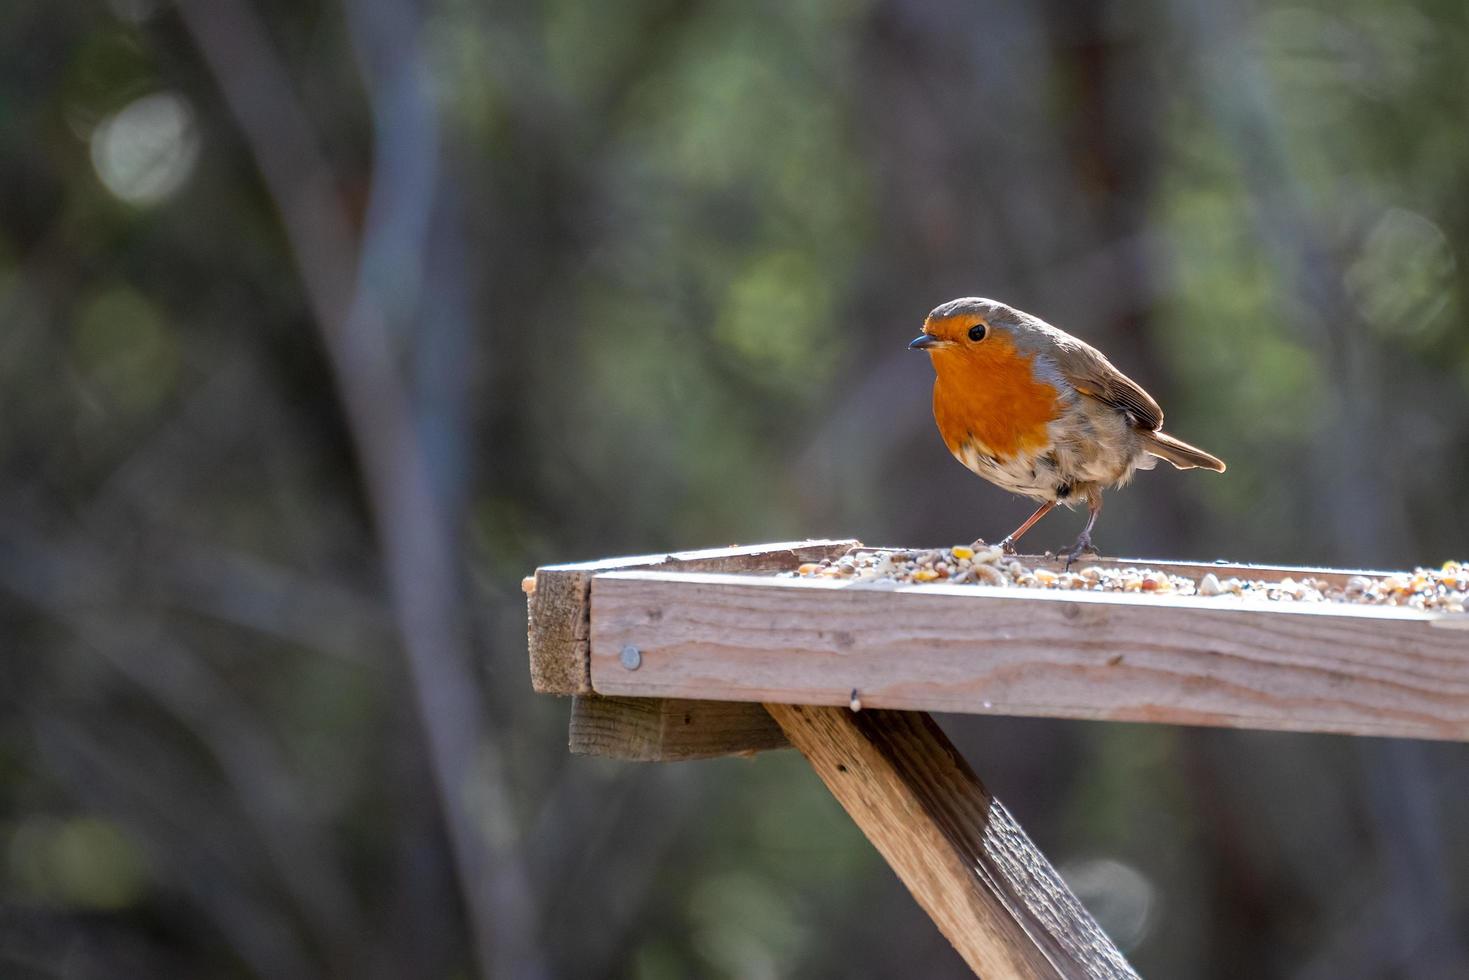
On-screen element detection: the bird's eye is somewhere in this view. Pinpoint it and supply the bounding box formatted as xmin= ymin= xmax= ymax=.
xmin=968 ymin=323 xmax=987 ymax=342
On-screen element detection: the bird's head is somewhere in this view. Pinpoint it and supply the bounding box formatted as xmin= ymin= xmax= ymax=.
xmin=908 ymin=297 xmax=1021 ymax=356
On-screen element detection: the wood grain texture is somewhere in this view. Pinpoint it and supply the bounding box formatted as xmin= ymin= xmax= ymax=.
xmin=568 ymin=695 xmax=788 ymax=761
xmin=766 ymin=704 xmax=1136 ymax=979
xmin=526 ymin=539 xmax=857 ymax=694
xmin=591 ymin=571 xmax=1469 ymax=741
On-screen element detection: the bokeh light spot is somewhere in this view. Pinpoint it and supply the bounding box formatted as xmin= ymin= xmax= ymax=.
xmin=714 ymin=250 xmax=834 ymax=389
xmin=688 ymin=870 xmax=807 ymax=979
xmin=1345 ymin=207 xmax=1456 ymax=343
xmin=8 ymin=817 xmax=149 ymax=910
xmin=1059 ymin=856 xmax=1156 ymax=952
xmin=89 ymin=91 xmax=200 ymax=205
xmin=72 ymin=284 xmax=179 ymax=413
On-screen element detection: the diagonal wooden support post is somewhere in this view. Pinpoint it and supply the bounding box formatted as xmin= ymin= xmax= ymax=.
xmin=765 ymin=704 xmax=1137 ymax=979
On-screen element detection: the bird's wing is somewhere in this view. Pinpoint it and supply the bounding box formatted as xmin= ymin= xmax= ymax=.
xmin=1053 ymin=341 xmax=1164 ymax=431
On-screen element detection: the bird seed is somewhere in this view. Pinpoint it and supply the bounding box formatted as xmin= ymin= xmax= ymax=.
xmin=783 ymin=548 xmax=1468 ymax=614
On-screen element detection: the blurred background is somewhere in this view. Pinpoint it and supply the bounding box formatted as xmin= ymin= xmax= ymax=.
xmin=3 ymin=0 xmax=1468 ymax=977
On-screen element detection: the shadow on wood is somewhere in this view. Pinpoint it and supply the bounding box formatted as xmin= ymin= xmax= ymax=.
xmin=569 ymin=695 xmax=788 ymax=761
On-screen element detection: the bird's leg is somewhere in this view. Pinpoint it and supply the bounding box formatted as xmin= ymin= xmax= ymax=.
xmin=996 ymin=500 xmax=1056 ymax=555
xmin=1064 ymin=492 xmax=1103 ymax=569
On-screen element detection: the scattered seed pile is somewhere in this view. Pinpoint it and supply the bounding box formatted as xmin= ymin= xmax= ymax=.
xmin=786 ymin=546 xmax=1469 ymax=613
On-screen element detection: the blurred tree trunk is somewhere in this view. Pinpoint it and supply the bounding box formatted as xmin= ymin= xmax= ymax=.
xmin=1043 ymin=0 xmax=1191 ymax=550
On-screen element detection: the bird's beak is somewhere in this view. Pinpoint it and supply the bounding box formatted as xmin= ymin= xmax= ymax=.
xmin=908 ymin=334 xmax=943 ymax=350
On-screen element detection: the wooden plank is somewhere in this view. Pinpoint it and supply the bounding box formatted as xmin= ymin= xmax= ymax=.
xmin=766 ymin=704 xmax=1136 ymax=979
xmin=590 ymin=571 xmax=1469 ymax=741
xmin=526 ymin=539 xmax=857 ymax=694
xmin=531 ymin=540 xmax=1393 ymax=694
xmin=568 ymin=695 xmax=788 ymax=761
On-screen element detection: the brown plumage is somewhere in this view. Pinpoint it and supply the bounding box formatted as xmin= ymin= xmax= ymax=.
xmin=909 ymin=297 xmax=1224 ymax=560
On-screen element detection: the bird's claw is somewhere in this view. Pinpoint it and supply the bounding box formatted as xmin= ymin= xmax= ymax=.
xmin=998 ymin=536 xmax=1017 ymax=556
xmin=1063 ymin=533 xmax=1098 ymax=570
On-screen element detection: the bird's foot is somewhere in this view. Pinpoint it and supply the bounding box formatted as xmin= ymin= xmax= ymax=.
xmin=1063 ymin=533 xmax=1099 ymax=570
xmin=998 ymin=536 xmax=1018 ymax=556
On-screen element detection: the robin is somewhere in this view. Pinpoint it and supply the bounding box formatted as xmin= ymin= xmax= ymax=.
xmin=909 ymin=297 xmax=1225 ymax=561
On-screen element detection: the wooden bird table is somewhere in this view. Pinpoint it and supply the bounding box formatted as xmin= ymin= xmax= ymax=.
xmin=524 ymin=539 xmax=1469 ymax=978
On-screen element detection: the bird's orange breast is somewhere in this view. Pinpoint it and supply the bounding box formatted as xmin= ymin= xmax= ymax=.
xmin=931 ymin=335 xmax=1062 ymax=460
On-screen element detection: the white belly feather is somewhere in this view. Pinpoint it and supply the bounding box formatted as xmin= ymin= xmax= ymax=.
xmin=950 ymin=397 xmax=1154 ymax=506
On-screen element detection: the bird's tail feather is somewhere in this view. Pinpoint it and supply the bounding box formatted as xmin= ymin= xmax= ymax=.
xmin=1142 ymin=431 xmax=1226 ymax=472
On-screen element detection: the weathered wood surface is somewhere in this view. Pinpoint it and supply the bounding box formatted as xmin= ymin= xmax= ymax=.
xmin=591 ymin=571 xmax=1469 ymax=742
xmin=767 ymin=704 xmax=1136 ymax=979
xmin=526 ymin=539 xmax=857 ymax=694
xmin=568 ymin=694 xmax=788 ymax=761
